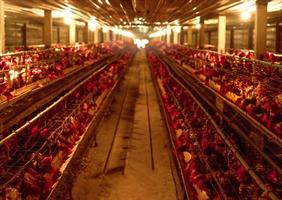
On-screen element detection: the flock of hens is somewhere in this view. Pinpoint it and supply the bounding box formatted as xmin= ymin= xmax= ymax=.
xmin=0 ymin=42 xmax=136 ymax=199
xmin=147 ymin=43 xmax=281 ymax=200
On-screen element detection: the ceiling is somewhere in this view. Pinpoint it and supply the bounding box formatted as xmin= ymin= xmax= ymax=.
xmin=3 ymin=0 xmax=282 ymax=33
xmin=4 ymin=0 xmax=244 ymax=25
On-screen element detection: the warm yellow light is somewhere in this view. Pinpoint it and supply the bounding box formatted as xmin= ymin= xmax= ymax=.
xmin=174 ymin=25 xmax=181 ymax=33
xmin=102 ymin=26 xmax=109 ymax=33
xmin=89 ymin=17 xmax=98 ymax=31
xmin=63 ymin=8 xmax=72 ymax=25
xmin=64 ymin=17 xmax=72 ymax=25
xmin=134 ymin=39 xmax=149 ymax=48
xmin=105 ymin=0 xmax=110 ymax=5
xmin=241 ymin=11 xmax=251 ymax=21
xmin=195 ymin=23 xmax=201 ymax=29
xmin=149 ymin=26 xmax=172 ymax=38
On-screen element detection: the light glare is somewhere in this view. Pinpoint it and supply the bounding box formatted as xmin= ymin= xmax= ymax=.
xmin=241 ymin=11 xmax=251 ymax=21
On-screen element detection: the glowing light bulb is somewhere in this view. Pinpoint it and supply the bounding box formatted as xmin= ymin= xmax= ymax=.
xmin=63 ymin=8 xmax=72 ymax=25
xmin=241 ymin=11 xmax=251 ymax=21
xmin=89 ymin=17 xmax=98 ymax=31
xmin=102 ymin=26 xmax=109 ymax=32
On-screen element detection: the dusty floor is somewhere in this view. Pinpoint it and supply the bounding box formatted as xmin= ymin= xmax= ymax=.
xmin=70 ymin=49 xmax=180 ymax=200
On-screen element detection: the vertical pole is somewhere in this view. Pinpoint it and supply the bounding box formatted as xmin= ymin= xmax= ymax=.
xmin=69 ymin=20 xmax=76 ymax=44
xmin=208 ymin=31 xmax=211 ymax=44
xmin=173 ymin=30 xmax=178 ymax=44
xmin=187 ymin=26 xmax=193 ymax=46
xmin=75 ymin=28 xmax=78 ymax=42
xmin=275 ymin=23 xmax=280 ymax=53
xmin=57 ymin=27 xmax=60 ymax=43
xmin=43 ymin=9 xmax=52 ymax=47
xmin=84 ymin=22 xmax=89 ymax=43
xmin=110 ymin=31 xmax=113 ymax=41
xmin=0 ymin=0 xmax=4 ymax=53
xmin=199 ymin=20 xmax=205 ymax=48
xmin=230 ymin=27 xmax=234 ymax=49
xmin=248 ymin=22 xmax=254 ymax=50
xmin=22 ymin=23 xmax=27 ymax=48
xmin=166 ymin=30 xmax=171 ymax=45
xmin=105 ymin=31 xmax=110 ymax=41
xmin=218 ymin=15 xmax=226 ymax=53
xmin=254 ymin=0 xmax=269 ymax=59
xmin=100 ymin=28 xmax=104 ymax=42
xmin=180 ymin=27 xmax=184 ymax=44
xmin=94 ymin=28 xmax=99 ymax=43
xmin=112 ymin=32 xmax=115 ymax=41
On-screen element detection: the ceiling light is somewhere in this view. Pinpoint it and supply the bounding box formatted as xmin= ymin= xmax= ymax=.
xmin=241 ymin=11 xmax=251 ymax=21
xmin=98 ymin=0 xmax=103 ymax=4
xmin=193 ymin=7 xmax=197 ymax=11
xmin=89 ymin=16 xmax=98 ymax=31
xmin=174 ymin=25 xmax=181 ymax=33
xmin=134 ymin=39 xmax=148 ymax=48
xmin=173 ymin=20 xmax=179 ymax=25
xmin=102 ymin=26 xmax=109 ymax=32
xmin=64 ymin=18 xmax=72 ymax=25
xmin=63 ymin=8 xmax=72 ymax=25
xmin=204 ymin=19 xmax=218 ymax=25
xmin=105 ymin=0 xmax=110 ymax=5
xmin=195 ymin=23 xmax=201 ymax=29
xmin=94 ymin=3 xmax=100 ymax=8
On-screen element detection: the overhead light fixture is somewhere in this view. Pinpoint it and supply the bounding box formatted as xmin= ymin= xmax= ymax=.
xmin=166 ymin=29 xmax=172 ymax=34
xmin=134 ymin=39 xmax=149 ymax=48
xmin=89 ymin=16 xmax=98 ymax=31
xmin=105 ymin=0 xmax=111 ymax=5
xmin=109 ymin=26 xmax=134 ymax=38
xmin=173 ymin=20 xmax=179 ymax=25
xmin=195 ymin=23 xmax=201 ymax=29
xmin=94 ymin=3 xmax=100 ymax=9
xmin=102 ymin=26 xmax=109 ymax=32
xmin=149 ymin=25 xmax=172 ymax=38
xmin=204 ymin=19 xmax=218 ymax=25
xmin=241 ymin=11 xmax=251 ymax=21
xmin=98 ymin=0 xmax=103 ymax=4
xmin=174 ymin=25 xmax=181 ymax=33
xmin=63 ymin=8 xmax=72 ymax=25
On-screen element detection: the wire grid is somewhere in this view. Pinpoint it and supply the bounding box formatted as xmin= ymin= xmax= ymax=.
xmin=166 ymin=82 xmax=252 ymax=200
xmin=0 ymin=55 xmax=127 ymax=198
xmin=150 ymin=54 xmax=280 ymax=198
xmin=0 ymin=44 xmax=102 ymax=98
xmin=163 ymin=46 xmax=282 ymax=142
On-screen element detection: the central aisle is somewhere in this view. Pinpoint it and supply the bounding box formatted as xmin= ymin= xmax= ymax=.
xmin=71 ymin=49 xmax=179 ymax=200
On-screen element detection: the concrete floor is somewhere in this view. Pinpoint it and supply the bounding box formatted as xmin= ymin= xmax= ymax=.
xmin=71 ymin=49 xmax=179 ymax=200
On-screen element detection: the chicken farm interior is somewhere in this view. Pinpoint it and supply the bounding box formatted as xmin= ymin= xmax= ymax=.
xmin=0 ymin=0 xmax=282 ymax=199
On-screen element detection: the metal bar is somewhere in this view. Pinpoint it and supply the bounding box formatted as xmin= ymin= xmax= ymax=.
xmin=0 ymin=48 xmax=126 ymax=147
xmin=153 ymin=49 xmax=280 ymax=200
